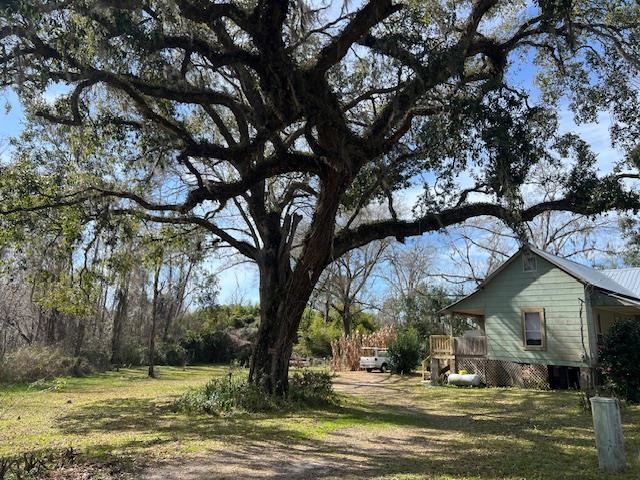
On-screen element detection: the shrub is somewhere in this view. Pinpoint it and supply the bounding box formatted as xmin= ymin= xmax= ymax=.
xmin=174 ymin=378 xmax=281 ymax=414
xmin=180 ymin=328 xmax=254 ymax=365
xmin=159 ymin=342 xmax=188 ymax=366
xmin=118 ymin=343 xmax=147 ymax=366
xmin=175 ymin=371 xmax=337 ymax=414
xmin=599 ymin=318 xmax=640 ymax=403
xmin=0 ymin=345 xmax=91 ymax=383
xmin=387 ymin=327 xmax=422 ymax=375
xmin=78 ymin=341 xmax=111 ymax=370
xmin=288 ymin=371 xmax=337 ymax=406
xmin=299 ymin=314 xmax=341 ymax=358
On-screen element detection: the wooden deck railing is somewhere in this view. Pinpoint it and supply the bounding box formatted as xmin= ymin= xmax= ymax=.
xmin=429 ymin=335 xmax=486 ymax=359
xmin=455 ymin=336 xmax=487 ymax=357
xmin=429 ymin=335 xmax=454 ymax=357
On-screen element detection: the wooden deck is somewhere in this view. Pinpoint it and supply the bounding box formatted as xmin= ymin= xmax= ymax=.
xmin=429 ymin=335 xmax=487 ymax=359
xmin=422 ymin=335 xmax=487 ymax=381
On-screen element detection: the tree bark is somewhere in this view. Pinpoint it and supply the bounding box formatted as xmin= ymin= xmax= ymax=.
xmin=148 ymin=263 xmax=161 ymax=378
xmin=248 ymin=262 xmax=312 ymax=396
xmin=248 ymin=177 xmax=345 ymax=396
xmin=162 ymin=260 xmax=193 ymax=342
xmin=0 ymin=328 xmax=6 ymax=360
xmin=342 ymin=302 xmax=353 ymax=337
xmin=110 ymin=275 xmax=130 ymax=366
xmin=45 ymin=309 xmax=58 ymax=344
xmin=73 ymin=318 xmax=85 ymax=357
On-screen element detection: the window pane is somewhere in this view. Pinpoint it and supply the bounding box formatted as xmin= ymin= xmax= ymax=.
xmin=525 ymin=312 xmax=540 ymax=331
xmin=524 ymin=312 xmax=542 ymax=346
xmin=526 ymin=332 xmax=542 ymax=345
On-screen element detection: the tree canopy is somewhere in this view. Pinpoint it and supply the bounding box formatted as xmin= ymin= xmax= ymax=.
xmin=1 ymin=0 xmax=640 ymax=394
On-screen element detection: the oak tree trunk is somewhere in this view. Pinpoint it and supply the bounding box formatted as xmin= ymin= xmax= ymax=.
xmin=247 ymin=176 xmax=344 ymax=396
xmin=248 ymin=265 xmax=313 ymax=396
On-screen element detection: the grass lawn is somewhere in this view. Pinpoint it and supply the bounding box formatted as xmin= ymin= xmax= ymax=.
xmin=1 ymin=366 xmax=639 ymax=479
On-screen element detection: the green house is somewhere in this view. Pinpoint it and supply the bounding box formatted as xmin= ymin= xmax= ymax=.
xmin=439 ymin=245 xmax=640 ymax=389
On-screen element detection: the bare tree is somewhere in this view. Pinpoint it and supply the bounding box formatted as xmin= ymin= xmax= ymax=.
xmin=443 ymin=212 xmax=622 ymax=288
xmin=316 ymin=239 xmax=389 ymax=336
xmin=383 ymin=242 xmax=435 ymax=300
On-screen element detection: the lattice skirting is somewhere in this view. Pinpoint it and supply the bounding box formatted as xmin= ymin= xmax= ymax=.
xmin=457 ymin=359 xmax=550 ymax=389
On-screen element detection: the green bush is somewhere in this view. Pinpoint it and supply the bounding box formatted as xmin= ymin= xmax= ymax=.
xmin=180 ymin=329 xmax=253 ymax=365
xmin=600 ymin=318 xmax=640 ymax=403
xmin=387 ymin=327 xmax=422 ymax=375
xmin=174 ymin=377 xmax=281 ymax=414
xmin=159 ymin=342 xmax=188 ymax=366
xmin=289 ymin=371 xmax=337 ymax=405
xmin=297 ymin=313 xmax=341 ymax=357
xmin=175 ymin=371 xmax=337 ymax=414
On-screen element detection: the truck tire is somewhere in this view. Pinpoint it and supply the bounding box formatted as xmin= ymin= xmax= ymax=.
xmin=366 ymin=368 xmax=372 ymax=372
xmin=381 ymin=363 xmax=388 ymax=373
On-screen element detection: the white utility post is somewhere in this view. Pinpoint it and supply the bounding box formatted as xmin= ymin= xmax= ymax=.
xmin=590 ymin=396 xmax=626 ymax=472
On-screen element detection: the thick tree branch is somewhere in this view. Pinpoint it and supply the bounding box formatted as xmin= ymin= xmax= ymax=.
xmin=332 ymin=193 xmax=640 ymax=260
xmin=311 ymin=0 xmax=402 ymax=75
xmin=177 ymin=1 xmax=252 ymax=32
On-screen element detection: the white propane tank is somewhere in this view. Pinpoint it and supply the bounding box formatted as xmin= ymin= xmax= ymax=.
xmin=447 ymin=373 xmax=482 ymax=387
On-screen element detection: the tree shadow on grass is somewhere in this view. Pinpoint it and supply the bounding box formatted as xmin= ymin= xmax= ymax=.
xmin=55 ymin=390 xmax=640 ymax=480
xmin=139 ymin=427 xmax=632 ymax=480
xmin=57 ymin=396 xmax=325 ymax=445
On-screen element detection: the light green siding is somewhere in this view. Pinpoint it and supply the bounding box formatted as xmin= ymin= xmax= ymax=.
xmin=454 ymin=252 xmax=589 ymax=367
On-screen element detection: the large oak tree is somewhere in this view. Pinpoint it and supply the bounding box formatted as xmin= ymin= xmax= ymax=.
xmin=1 ymin=0 xmax=640 ymax=394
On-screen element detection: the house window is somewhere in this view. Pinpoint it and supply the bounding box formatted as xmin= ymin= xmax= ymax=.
xmin=522 ymin=308 xmax=545 ymax=349
xmin=523 ymin=253 xmax=537 ymax=272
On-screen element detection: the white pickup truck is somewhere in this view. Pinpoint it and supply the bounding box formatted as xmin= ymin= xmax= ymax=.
xmin=359 ymin=347 xmax=390 ymax=373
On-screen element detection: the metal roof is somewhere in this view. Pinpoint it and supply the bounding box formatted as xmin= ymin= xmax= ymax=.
xmin=529 ymin=246 xmax=639 ymax=299
xmin=441 ymin=246 xmax=640 ymax=314
xmin=600 ymin=268 xmax=640 ymax=298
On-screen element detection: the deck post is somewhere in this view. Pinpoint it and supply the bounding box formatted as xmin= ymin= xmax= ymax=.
xmin=590 ymin=397 xmax=626 ymax=472
xmin=430 ymin=358 xmax=439 ymax=385
xmin=450 ymin=336 xmax=456 ymax=374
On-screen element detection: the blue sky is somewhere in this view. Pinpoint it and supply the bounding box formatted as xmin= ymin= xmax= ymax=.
xmin=0 ymin=90 xmax=23 ymax=159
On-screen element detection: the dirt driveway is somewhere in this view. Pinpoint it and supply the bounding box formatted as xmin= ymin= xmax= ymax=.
xmin=140 ymin=371 xmax=432 ymax=480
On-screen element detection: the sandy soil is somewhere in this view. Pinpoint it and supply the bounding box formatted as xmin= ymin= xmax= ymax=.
xmin=140 ymin=371 xmax=429 ymax=480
